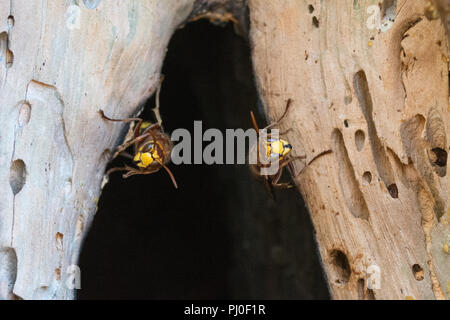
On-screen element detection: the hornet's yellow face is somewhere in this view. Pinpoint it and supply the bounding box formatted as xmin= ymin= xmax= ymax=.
xmin=133 ymin=144 xmax=161 ymax=168
xmin=134 ymin=122 xmax=166 ymax=168
xmin=266 ymin=138 xmax=292 ymax=160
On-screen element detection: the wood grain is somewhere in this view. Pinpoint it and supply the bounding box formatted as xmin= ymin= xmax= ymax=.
xmin=249 ymin=0 xmax=449 ymax=299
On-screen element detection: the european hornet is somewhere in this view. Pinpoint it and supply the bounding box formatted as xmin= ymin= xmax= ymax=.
xmin=249 ymin=99 xmax=305 ymax=193
xmin=99 ymin=78 xmax=177 ymax=188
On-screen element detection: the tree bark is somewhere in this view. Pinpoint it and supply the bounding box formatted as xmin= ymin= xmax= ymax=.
xmin=249 ymin=0 xmax=449 ymax=299
xmin=1 ymin=0 xmax=448 ymax=300
xmin=0 ymin=0 xmax=194 ymax=300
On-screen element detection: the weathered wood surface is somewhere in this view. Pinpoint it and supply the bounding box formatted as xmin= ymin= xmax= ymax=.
xmin=0 ymin=0 xmax=194 ymax=300
xmin=249 ymin=0 xmax=449 ymax=299
xmin=0 ymin=0 xmax=448 ymax=300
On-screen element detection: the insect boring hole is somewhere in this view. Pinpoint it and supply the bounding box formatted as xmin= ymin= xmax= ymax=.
xmin=79 ymin=20 xmax=327 ymax=299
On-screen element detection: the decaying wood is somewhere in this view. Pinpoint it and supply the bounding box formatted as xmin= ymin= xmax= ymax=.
xmin=249 ymin=0 xmax=449 ymax=299
xmin=187 ymin=0 xmax=248 ymax=36
xmin=0 ymin=0 xmax=195 ymax=300
xmin=430 ymin=0 xmax=450 ymax=39
xmin=0 ymin=0 xmax=448 ymax=300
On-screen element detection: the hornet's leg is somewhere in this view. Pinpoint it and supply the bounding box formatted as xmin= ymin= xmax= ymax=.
xmin=270 ymin=167 xmax=293 ymax=189
xmin=264 ymin=98 xmax=293 ymax=130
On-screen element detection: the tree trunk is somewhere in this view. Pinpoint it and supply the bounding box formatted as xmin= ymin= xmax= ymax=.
xmin=249 ymin=0 xmax=449 ymax=299
xmin=0 ymin=0 xmax=194 ymax=300
xmin=0 ymin=0 xmax=448 ymax=300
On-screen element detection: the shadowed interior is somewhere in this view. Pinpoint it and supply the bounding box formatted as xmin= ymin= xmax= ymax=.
xmin=78 ymin=20 xmax=328 ymax=300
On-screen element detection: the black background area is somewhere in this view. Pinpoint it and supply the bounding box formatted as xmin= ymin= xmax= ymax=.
xmin=78 ymin=21 xmax=329 ymax=300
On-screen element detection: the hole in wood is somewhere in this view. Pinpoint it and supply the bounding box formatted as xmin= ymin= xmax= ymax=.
xmin=64 ymin=179 xmax=72 ymax=196
xmin=412 ymin=264 xmax=424 ymax=281
xmin=6 ymin=48 xmax=13 ymax=68
xmin=355 ymin=130 xmax=365 ymax=151
xmin=332 ymin=129 xmax=369 ymax=220
xmin=387 ymin=183 xmax=398 ymax=198
xmin=354 ymin=70 xmax=397 ymax=197
xmin=329 ymin=249 xmax=351 ymax=285
xmin=83 ymin=0 xmax=102 ymax=10
xmin=18 ymin=102 xmax=31 ymax=126
xmin=0 ymin=32 xmax=13 ymax=68
xmin=0 ymin=247 xmax=18 ymax=299
xmin=312 ymin=16 xmax=319 ymax=28
xmin=430 ymin=148 xmax=447 ymax=167
xmin=75 ymin=215 xmax=85 ymax=239
xmin=308 ymin=5 xmax=314 ymax=13
xmin=380 ymin=0 xmax=397 ymax=31
xmin=55 ymin=268 xmax=61 ymax=281
xmin=381 ymin=0 xmax=397 ymax=21
xmin=402 ymin=114 xmax=445 ymax=219
xmin=56 ymin=232 xmax=64 ymax=251
xmin=426 ymin=106 xmax=447 ymax=176
xmin=9 ymin=159 xmax=26 ymax=195
xmin=344 ymin=119 xmax=349 ymax=127
xmin=7 ymin=16 xmax=14 ymax=28
xmin=357 ymin=278 xmax=376 ymax=300
xmin=363 ymin=171 xmax=372 ymax=184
